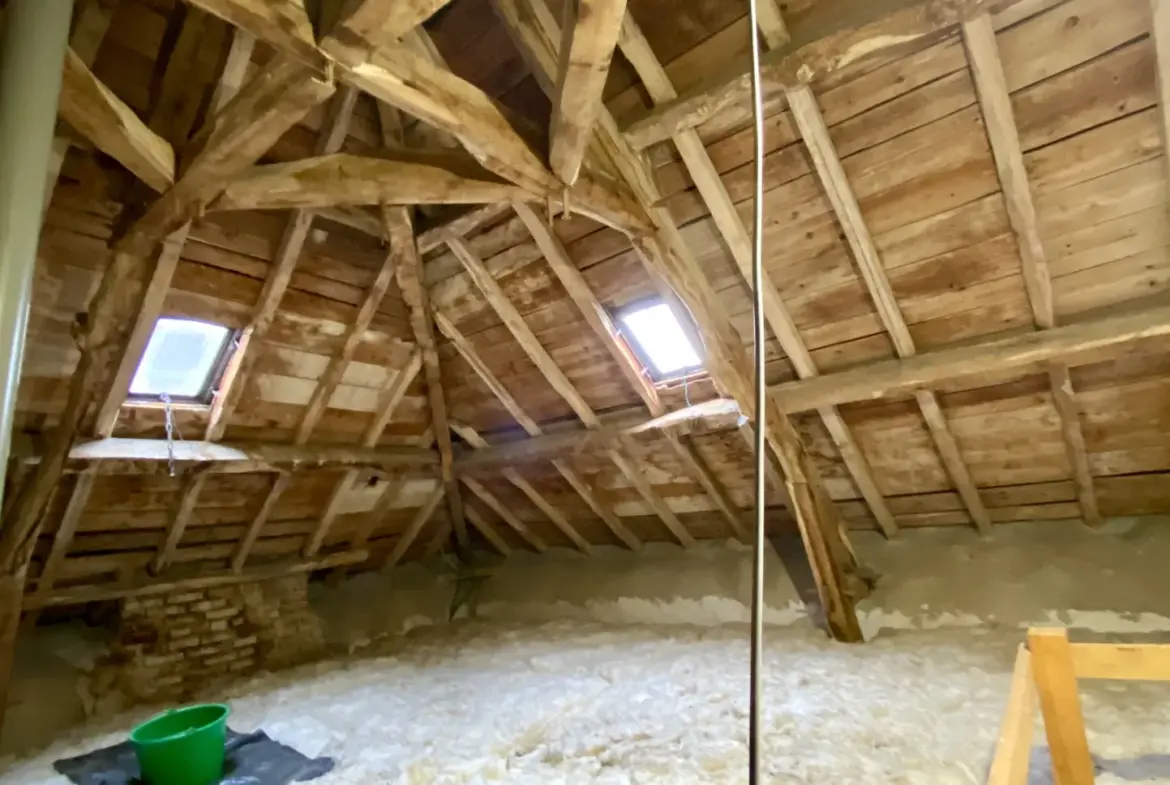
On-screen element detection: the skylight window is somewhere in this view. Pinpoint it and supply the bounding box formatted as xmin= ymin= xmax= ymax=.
xmin=616 ymin=300 xmax=703 ymax=383
xmin=128 ymin=318 xmax=233 ymax=403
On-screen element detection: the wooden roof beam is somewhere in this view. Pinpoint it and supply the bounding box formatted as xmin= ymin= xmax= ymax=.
xmin=453 ymin=423 xmax=592 ymax=554
xmin=179 ymin=0 xmax=324 ymax=68
xmin=962 ymin=12 xmax=1102 ymax=527
xmin=772 ymin=298 xmax=1170 ymax=413
xmin=205 ymin=85 xmax=359 ymax=442
xmin=322 ymin=0 xmax=457 ymax=67
xmin=27 ymin=473 xmax=97 ymax=603
xmin=512 ymin=200 xmax=743 ymax=538
xmin=152 ymin=472 xmax=208 ymax=574
xmin=462 ymin=477 xmax=548 ymax=552
xmin=232 ymin=471 xmax=292 ymax=573
xmin=58 ymin=48 xmax=174 ymax=192
xmin=0 ymin=53 xmax=334 ymax=573
xmin=617 ymin=14 xmax=897 ymax=539
xmin=549 ymin=0 xmax=628 ymax=185
xmin=788 ymin=84 xmax=991 ymax=536
xmin=211 ymin=152 xmax=529 ymax=212
xmin=434 ymin=307 xmax=640 ymax=550
xmin=384 ymin=484 xmax=447 ymax=567
xmin=622 ymin=0 xmax=1007 ymax=150
xmin=447 ymin=236 xmax=695 ymax=547
xmin=494 ymin=0 xmax=861 ymax=637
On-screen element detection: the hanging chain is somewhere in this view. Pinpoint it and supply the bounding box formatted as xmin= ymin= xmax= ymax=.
xmin=161 ymin=393 xmax=176 ymax=477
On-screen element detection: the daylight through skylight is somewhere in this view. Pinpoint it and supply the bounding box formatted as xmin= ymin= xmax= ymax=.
xmin=618 ymin=302 xmax=702 ymax=380
xmin=128 ymin=318 xmax=232 ymax=401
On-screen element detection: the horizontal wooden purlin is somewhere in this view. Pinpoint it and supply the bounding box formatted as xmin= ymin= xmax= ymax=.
xmin=771 ymin=300 xmax=1170 ymax=413
xmin=453 ymin=399 xmax=743 ymax=474
xmin=23 ymin=550 xmax=368 ymax=609
xmin=210 ymin=153 xmax=528 ymax=211
xmin=622 ymin=0 xmax=1007 ymax=150
xmin=11 ymin=438 xmax=440 ymax=475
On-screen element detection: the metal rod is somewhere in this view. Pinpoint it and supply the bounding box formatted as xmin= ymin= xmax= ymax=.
xmin=747 ymin=0 xmax=768 ymax=778
xmin=0 ymin=0 xmax=75 ymax=510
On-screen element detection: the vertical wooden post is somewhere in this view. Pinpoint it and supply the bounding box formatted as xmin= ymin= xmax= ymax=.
xmin=987 ymin=645 xmax=1037 ymax=785
xmin=1029 ymin=627 xmax=1095 ymax=785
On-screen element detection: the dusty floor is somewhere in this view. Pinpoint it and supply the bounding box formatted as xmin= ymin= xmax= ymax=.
xmin=4 ymin=620 xmax=1170 ymax=784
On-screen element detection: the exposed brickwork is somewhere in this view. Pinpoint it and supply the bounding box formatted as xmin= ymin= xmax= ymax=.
xmin=95 ymin=575 xmax=324 ymax=705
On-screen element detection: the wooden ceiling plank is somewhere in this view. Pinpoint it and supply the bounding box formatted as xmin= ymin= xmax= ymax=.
xmin=94 ymin=29 xmax=257 ymax=440
xmin=549 ymin=0 xmax=628 ymax=185
xmin=152 ymin=472 xmax=208 ymax=574
xmin=232 ymin=471 xmax=292 ymax=573
xmin=44 ymin=0 xmax=115 ymax=210
xmin=962 ymin=12 xmax=1102 ymax=529
xmin=212 ymin=153 xmax=528 ymax=211
xmin=622 ymin=0 xmax=1008 ymax=150
xmin=58 ymin=47 xmax=173 ymax=191
xmin=495 ymin=0 xmax=861 ymax=638
xmin=787 ymin=83 xmax=991 ymax=537
xmin=453 ymin=422 xmax=592 ymax=554
xmin=1 ymin=53 xmax=334 ymax=574
xmin=385 ymin=484 xmax=447 ymax=567
xmin=436 ymin=310 xmax=638 ymax=549
xmin=28 ymin=472 xmax=97 ymax=602
xmin=617 ymin=15 xmax=898 ymax=538
xmin=462 ymin=477 xmax=548 ymax=552
xmin=205 ymin=85 xmax=359 ymax=442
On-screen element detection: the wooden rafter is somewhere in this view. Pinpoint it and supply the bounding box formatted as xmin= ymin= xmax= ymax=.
xmin=452 ymin=422 xmax=592 ymax=553
xmin=433 ymin=310 xmax=640 ymax=549
xmin=362 ymin=350 xmax=423 ymax=447
xmin=621 ymin=0 xmax=1008 ymax=150
xmin=494 ymin=0 xmax=862 ymax=639
xmin=549 ymin=0 xmax=628 ymax=185
xmin=205 ymin=85 xmax=360 ymax=442
xmin=787 ymin=84 xmax=991 ymax=536
xmin=511 ymin=201 xmax=743 ymax=538
xmin=349 ymin=475 xmax=408 ymax=549
xmin=617 ymin=14 xmax=897 ymax=538
xmin=464 ymin=503 xmax=512 ymax=556
xmin=212 ymin=152 xmax=528 ymax=211
xmin=44 ymin=0 xmax=115 ymax=209
xmin=447 ymin=236 xmax=695 ymax=547
xmin=1 ymin=54 xmax=335 ymax=574
xmin=152 ymin=472 xmax=208 ymax=573
xmin=1155 ymin=0 xmax=1170 ymax=200
xmin=232 ymin=471 xmax=291 ymax=573
xmin=384 ymin=484 xmax=447 ymax=567
xmin=461 ymin=476 xmax=548 ymax=552
xmin=961 ymin=12 xmax=1103 ymax=528
xmin=58 ymin=49 xmax=175 ymax=192
xmin=93 ymin=29 xmax=257 ymax=439
xmin=376 ymin=102 xmax=469 ymax=551
xmin=323 ymin=0 xmax=457 ymax=67
xmin=28 ymin=472 xmax=97 ymax=602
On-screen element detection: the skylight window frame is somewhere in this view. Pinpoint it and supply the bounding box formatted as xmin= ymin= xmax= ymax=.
xmin=125 ymin=318 xmax=238 ymax=407
xmin=614 ymin=297 xmax=706 ymax=385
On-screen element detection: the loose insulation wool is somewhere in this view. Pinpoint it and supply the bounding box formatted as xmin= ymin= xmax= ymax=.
xmin=5 ymin=621 xmax=1170 ymax=784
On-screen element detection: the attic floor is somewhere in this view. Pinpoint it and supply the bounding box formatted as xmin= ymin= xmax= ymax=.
xmin=6 ymin=620 xmax=1170 ymax=784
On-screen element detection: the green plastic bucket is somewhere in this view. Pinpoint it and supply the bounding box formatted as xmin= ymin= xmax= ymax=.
xmin=129 ymin=703 xmax=230 ymax=785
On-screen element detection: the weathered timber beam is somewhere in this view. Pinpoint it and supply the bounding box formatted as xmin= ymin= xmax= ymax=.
xmin=617 ymin=14 xmax=897 ymax=538
xmin=787 ymin=83 xmax=990 ymax=535
xmin=177 ymin=0 xmax=325 ymax=69
xmin=622 ymin=0 xmax=1006 ymax=150
xmin=232 ymin=471 xmax=291 ymax=573
xmin=962 ymin=12 xmax=1102 ymax=528
xmin=771 ymin=299 xmax=1170 ymax=413
xmin=385 ymin=484 xmax=447 ymax=567
xmin=1155 ymin=0 xmax=1170 ymax=202
xmin=58 ymin=48 xmax=174 ymax=192
xmin=417 ymin=203 xmax=512 ymax=254
xmin=434 ymin=311 xmax=640 ymax=549
xmin=549 ymin=0 xmax=628 ymax=185
xmin=27 ymin=472 xmax=96 ymax=600
xmin=44 ymin=0 xmax=115 ymax=210
xmin=461 ymin=477 xmax=548 ymax=552
xmin=317 ymin=205 xmax=384 ymax=237
xmin=205 ymin=85 xmax=359 ymax=442
xmin=24 ymin=550 xmax=367 ymax=609
xmin=322 ymin=0 xmax=457 ymax=67
xmin=211 ymin=152 xmax=528 ymax=211
xmin=96 ymin=29 xmax=259 ymax=439
xmin=152 ymin=472 xmax=208 ymax=573
xmin=0 ymin=54 xmax=335 ymax=573
xmin=15 ymin=438 xmax=438 ymax=473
